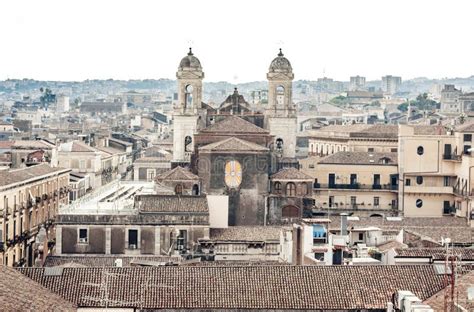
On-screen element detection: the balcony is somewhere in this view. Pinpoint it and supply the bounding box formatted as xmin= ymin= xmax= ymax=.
xmin=404 ymin=185 xmax=453 ymax=194
xmin=443 ymin=206 xmax=456 ymax=215
xmin=443 ymin=154 xmax=462 ymax=161
xmin=314 ymin=183 xmax=397 ymax=191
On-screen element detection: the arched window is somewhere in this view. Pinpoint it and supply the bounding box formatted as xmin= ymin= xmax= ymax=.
xmin=184 ymin=136 xmax=192 ymax=152
xmin=274 ymin=182 xmax=282 ymax=194
xmin=192 ymin=184 xmax=199 ymax=196
xmin=276 ymin=138 xmax=283 ymax=152
xmin=282 ymin=205 xmax=299 ymax=218
xmin=185 ymin=84 xmax=193 ymax=108
xmin=276 ymin=85 xmax=285 ymax=106
xmin=286 ymin=182 xmax=296 ymax=196
xmin=175 ymin=184 xmax=183 ymax=195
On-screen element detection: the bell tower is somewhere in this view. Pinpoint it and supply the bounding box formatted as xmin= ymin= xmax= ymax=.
xmin=173 ymin=48 xmax=205 ymax=163
xmin=265 ymin=49 xmax=297 ymax=158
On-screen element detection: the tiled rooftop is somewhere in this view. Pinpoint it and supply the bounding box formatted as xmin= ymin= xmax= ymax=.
xmin=136 ymin=195 xmax=209 ymax=213
xmin=44 ymin=255 xmax=182 ymax=267
xmin=1 ymin=266 xmax=76 ymax=311
xmin=18 ymin=265 xmax=451 ymax=310
xmin=201 ymin=115 xmax=269 ymax=134
xmin=209 ymin=226 xmax=285 ymax=242
xmin=395 ymin=248 xmax=474 ymax=260
xmin=329 ymin=216 xmax=473 ymax=244
xmin=271 ymin=167 xmax=313 ymax=180
xmin=0 ymin=163 xmax=70 ymax=188
xmin=423 ymin=271 xmax=474 ymax=311
xmin=155 ymin=166 xmax=199 ymax=181
xmin=318 ymin=151 xmax=398 ymax=165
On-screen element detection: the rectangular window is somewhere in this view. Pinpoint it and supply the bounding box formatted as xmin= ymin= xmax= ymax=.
xmin=128 ymin=229 xmax=138 ymax=249
xmin=177 ymin=230 xmax=187 ymax=251
xmin=368 ymin=148 xmax=374 ymax=152
xmin=328 ymin=173 xmax=336 ymax=186
xmin=464 ymin=145 xmax=472 ymax=154
xmin=443 ymin=144 xmax=452 ymax=159
xmin=443 ymin=201 xmax=451 ymax=215
xmin=350 ymin=196 xmax=357 ymax=208
xmin=314 ymin=252 xmax=324 ymax=261
xmin=391 ymin=148 xmax=398 ymax=153
xmin=443 ymin=176 xmax=450 ymax=187
xmin=464 ymin=134 xmax=472 ymax=142
xmin=78 ymin=228 xmax=88 ymax=243
xmin=374 ymin=197 xmax=380 ymax=207
xmin=350 ymin=174 xmax=357 ymax=185
xmin=79 ymin=160 xmax=86 ymax=170
xmin=373 ymin=174 xmax=381 ymax=187
xmin=329 ymin=196 xmax=334 ymax=208
xmin=358 ymin=233 xmax=364 ymax=241
xmin=405 ymin=178 xmax=411 ymax=186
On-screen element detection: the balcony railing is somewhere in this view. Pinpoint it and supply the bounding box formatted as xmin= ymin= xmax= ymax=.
xmin=443 ymin=154 xmax=462 ymax=161
xmin=314 ymin=183 xmax=398 ymax=190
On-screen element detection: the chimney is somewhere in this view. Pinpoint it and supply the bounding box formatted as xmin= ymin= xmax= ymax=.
xmin=340 ymin=213 xmax=348 ymax=236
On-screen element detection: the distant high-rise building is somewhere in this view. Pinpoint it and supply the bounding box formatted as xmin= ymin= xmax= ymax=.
xmin=381 ymin=75 xmax=401 ymax=94
xmin=315 ymin=77 xmax=344 ymax=93
xmin=349 ymin=76 xmax=366 ymax=91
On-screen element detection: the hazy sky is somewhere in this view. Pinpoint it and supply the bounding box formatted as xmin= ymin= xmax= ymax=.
xmin=1 ymin=0 xmax=473 ymax=82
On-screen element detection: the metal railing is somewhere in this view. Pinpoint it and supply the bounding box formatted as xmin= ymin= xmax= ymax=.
xmin=314 ymin=183 xmax=398 ymax=190
xmin=443 ymin=154 xmax=462 ymax=161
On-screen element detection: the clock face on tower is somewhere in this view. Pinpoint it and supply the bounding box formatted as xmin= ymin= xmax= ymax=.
xmin=224 ymin=160 xmax=242 ymax=188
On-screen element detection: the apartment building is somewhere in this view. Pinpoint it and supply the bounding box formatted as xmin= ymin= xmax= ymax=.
xmin=0 ymin=164 xmax=70 ymax=267
xmin=55 ymin=195 xmax=210 ymax=256
xmin=398 ymin=123 xmax=474 ymax=218
xmin=301 ymin=152 xmax=398 ymax=217
xmin=307 ymin=124 xmax=398 ymax=156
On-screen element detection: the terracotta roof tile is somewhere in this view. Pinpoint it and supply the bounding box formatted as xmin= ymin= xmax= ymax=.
xmin=155 ymin=166 xmax=199 ymax=181
xmin=209 ymin=226 xmax=285 ymax=241
xmin=136 ymin=195 xmax=209 ymax=213
xmin=44 ymin=255 xmax=182 ymax=267
xmin=17 ymin=265 xmax=453 ymax=310
xmin=318 ymin=151 xmax=398 ymax=165
xmin=271 ymin=167 xmax=313 ymax=180
xmin=0 ymin=164 xmax=70 ymax=188
xmin=423 ymin=271 xmax=474 ymax=310
xmin=201 ymin=116 xmax=269 ymax=134
xmin=1 ymin=266 xmax=76 ymax=311
xmin=395 ymin=248 xmax=474 ymax=260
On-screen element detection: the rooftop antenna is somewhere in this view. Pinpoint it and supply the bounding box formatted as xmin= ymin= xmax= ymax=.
xmin=82 ymin=268 xmax=140 ymax=310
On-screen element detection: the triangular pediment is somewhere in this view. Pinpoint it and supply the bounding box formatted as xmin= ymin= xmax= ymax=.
xmin=199 ymin=137 xmax=269 ymax=152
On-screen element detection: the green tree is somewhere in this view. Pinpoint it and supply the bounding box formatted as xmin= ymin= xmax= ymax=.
xmin=40 ymin=88 xmax=56 ymax=107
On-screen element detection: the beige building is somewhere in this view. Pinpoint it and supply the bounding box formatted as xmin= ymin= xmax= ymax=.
xmin=307 ymin=124 xmax=398 ymax=156
xmin=398 ymin=123 xmax=474 ymax=219
xmin=0 ymin=164 xmax=70 ymax=267
xmin=301 ymin=152 xmax=398 ymax=217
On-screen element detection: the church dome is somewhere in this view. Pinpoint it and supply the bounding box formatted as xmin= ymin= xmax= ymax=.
xmin=269 ymin=49 xmax=292 ymax=73
xmin=179 ymin=48 xmax=202 ymax=70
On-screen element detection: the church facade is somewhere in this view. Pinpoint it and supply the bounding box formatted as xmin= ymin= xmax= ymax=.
xmin=171 ymin=48 xmax=309 ymax=226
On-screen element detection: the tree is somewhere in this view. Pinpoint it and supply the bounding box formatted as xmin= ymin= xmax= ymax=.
xmin=39 ymin=88 xmax=56 ymax=108
xmin=398 ymin=103 xmax=408 ymax=112
xmin=397 ymin=93 xmax=440 ymax=112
